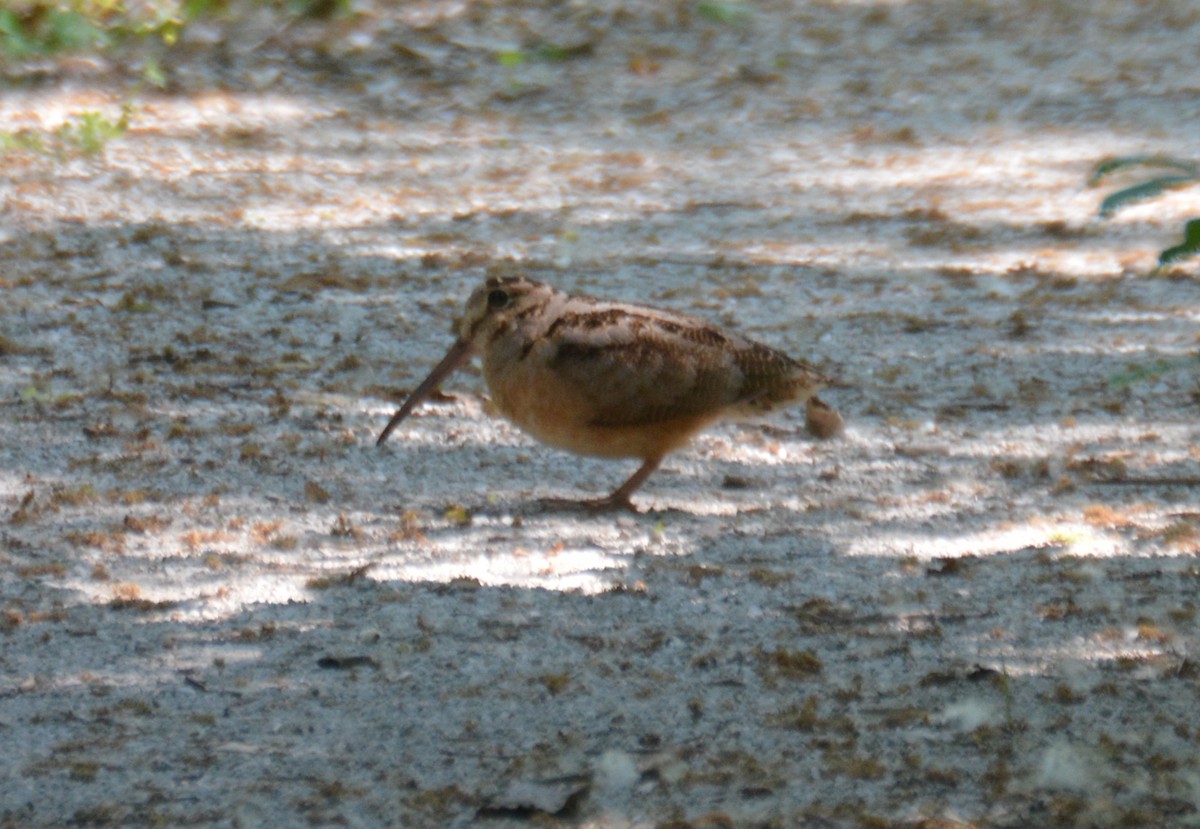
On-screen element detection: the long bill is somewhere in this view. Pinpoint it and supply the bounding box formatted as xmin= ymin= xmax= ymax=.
xmin=376 ymin=338 xmax=476 ymax=447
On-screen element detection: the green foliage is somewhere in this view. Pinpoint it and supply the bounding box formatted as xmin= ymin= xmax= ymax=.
xmin=0 ymin=0 xmax=356 ymax=136
xmin=0 ymin=128 xmax=44 ymax=154
xmin=1088 ymin=155 xmax=1198 ymax=186
xmin=283 ymin=0 xmax=353 ymax=19
xmin=496 ymin=49 xmax=524 ymax=68
xmin=0 ymin=0 xmax=351 ymax=61
xmin=495 ymin=41 xmax=593 ymax=67
xmin=1160 ymin=218 xmax=1200 ymax=265
xmin=0 ymin=2 xmax=186 ymax=58
xmin=696 ymin=1 xmax=752 ymax=25
xmin=1090 ymin=155 xmax=1200 ymax=266
xmin=1091 ymin=155 xmax=1199 ymax=389
xmin=0 ymin=105 xmax=131 ymax=159
xmin=1097 ymin=175 xmax=1197 ymax=219
xmin=0 ymin=5 xmax=107 ymax=57
xmin=60 ymin=107 xmax=132 ymax=154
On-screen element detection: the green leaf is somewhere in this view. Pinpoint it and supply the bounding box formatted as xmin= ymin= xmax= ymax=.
xmin=46 ymin=9 xmax=107 ymax=52
xmin=1097 ymin=175 xmax=1197 ymax=218
xmin=182 ymin=0 xmax=223 ymax=20
xmin=0 ymin=9 xmax=38 ymax=56
xmin=443 ymin=504 xmax=471 ymax=527
xmin=497 ymin=49 xmax=525 ymax=67
xmin=20 ymin=384 xmax=50 ymax=403
xmin=56 ymin=109 xmax=129 ymax=156
xmin=142 ymin=59 xmax=167 ymax=88
xmin=697 ymin=0 xmax=752 ymax=24
xmin=1089 ymin=155 xmax=1199 ymax=187
xmin=532 ymin=41 xmax=593 ymax=62
xmin=0 ymin=130 xmax=43 ymax=154
xmin=1160 ymin=218 xmax=1200 ymax=264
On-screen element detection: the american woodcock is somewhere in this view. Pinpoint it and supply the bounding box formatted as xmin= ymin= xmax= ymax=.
xmin=377 ymin=276 xmax=838 ymax=511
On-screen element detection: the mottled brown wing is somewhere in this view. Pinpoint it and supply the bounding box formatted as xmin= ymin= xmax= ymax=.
xmin=728 ymin=338 xmax=829 ymax=416
xmin=546 ymin=314 xmax=810 ymax=428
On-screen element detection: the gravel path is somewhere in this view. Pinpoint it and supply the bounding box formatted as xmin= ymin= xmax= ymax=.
xmin=2 ymin=2 xmax=1200 ymax=826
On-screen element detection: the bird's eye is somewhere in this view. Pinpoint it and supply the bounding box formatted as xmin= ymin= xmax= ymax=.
xmin=487 ymin=289 xmax=509 ymax=308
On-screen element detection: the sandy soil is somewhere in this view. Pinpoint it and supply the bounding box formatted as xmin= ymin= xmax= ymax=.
xmin=2 ymin=1 xmax=1200 ymax=826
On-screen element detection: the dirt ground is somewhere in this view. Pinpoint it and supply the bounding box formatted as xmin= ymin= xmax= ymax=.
xmin=2 ymin=1 xmax=1200 ymax=827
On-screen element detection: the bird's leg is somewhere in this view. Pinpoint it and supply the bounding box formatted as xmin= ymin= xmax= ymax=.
xmin=583 ymin=457 xmax=663 ymax=512
xmin=540 ymin=457 xmax=663 ymax=513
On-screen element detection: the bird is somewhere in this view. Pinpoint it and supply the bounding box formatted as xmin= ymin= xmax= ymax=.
xmin=376 ymin=275 xmax=837 ymax=512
